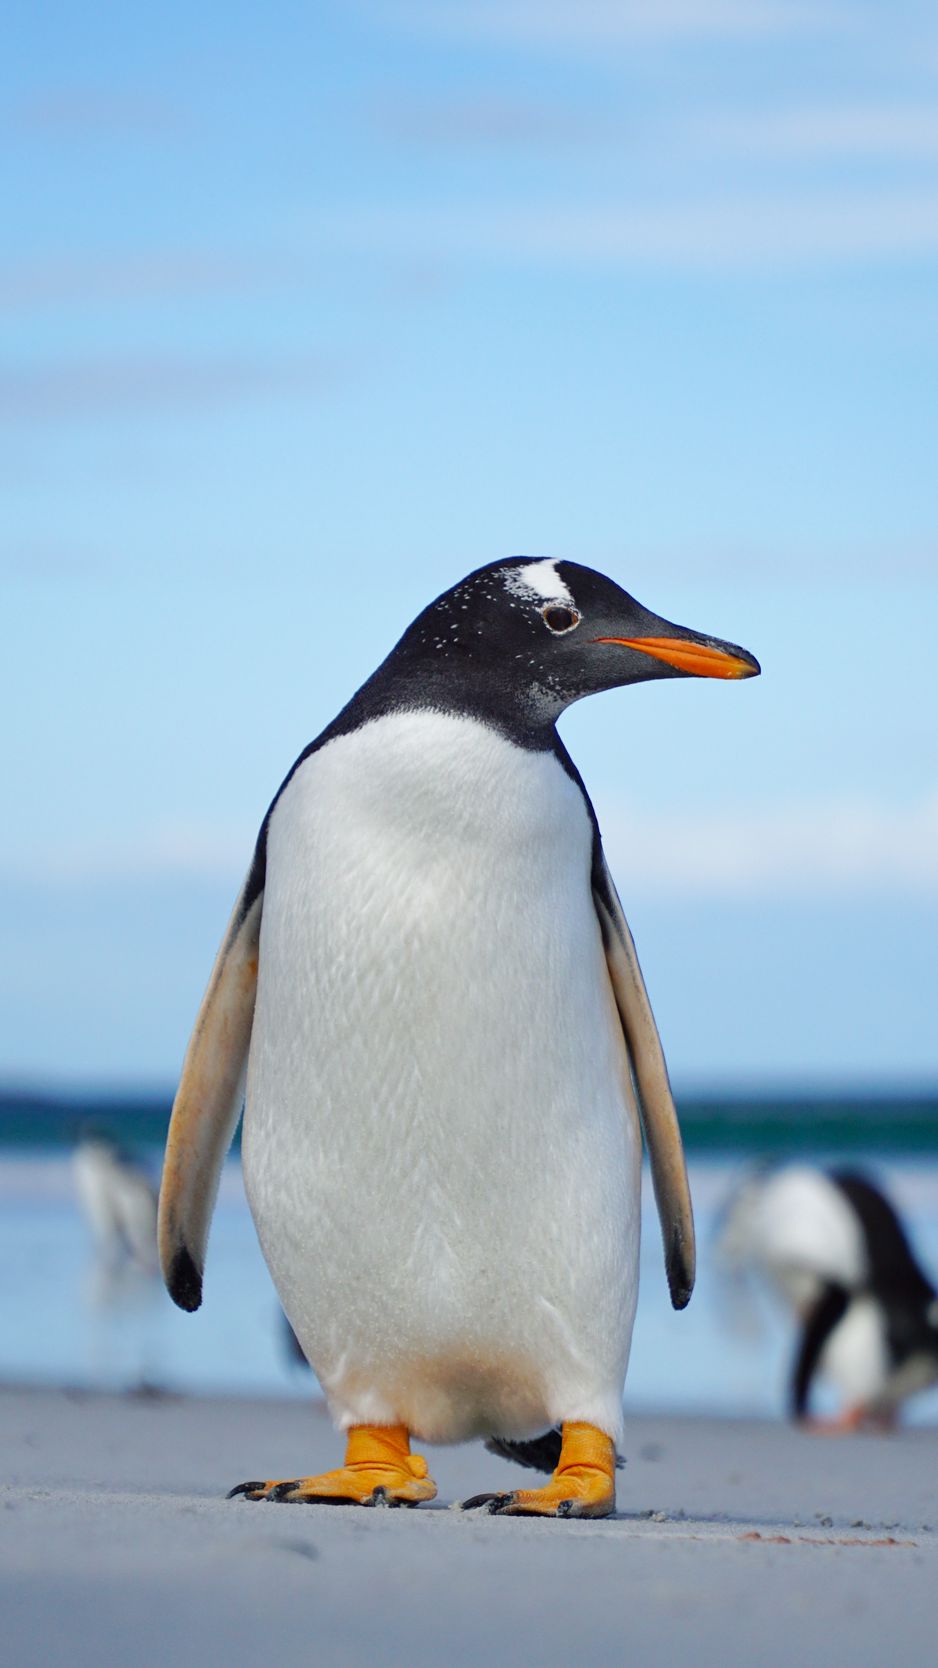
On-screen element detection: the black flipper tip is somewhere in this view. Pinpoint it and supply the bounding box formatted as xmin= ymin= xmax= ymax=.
xmin=667 ymin=1230 xmax=694 ymax=1311
xmin=167 ymin=1246 xmax=203 ymax=1312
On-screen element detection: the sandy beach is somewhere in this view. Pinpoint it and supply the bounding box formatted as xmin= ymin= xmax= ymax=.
xmin=2 ymin=1385 xmax=935 ymax=1667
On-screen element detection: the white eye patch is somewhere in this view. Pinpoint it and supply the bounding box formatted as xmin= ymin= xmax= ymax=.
xmin=502 ymin=560 xmax=574 ymax=607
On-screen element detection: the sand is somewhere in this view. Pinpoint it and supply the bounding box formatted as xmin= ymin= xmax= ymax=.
xmin=2 ymin=1385 xmax=936 ymax=1667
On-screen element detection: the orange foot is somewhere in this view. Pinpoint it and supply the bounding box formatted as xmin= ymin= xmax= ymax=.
xmin=462 ymin=1422 xmax=616 ymax=1519
xmin=804 ymin=1405 xmax=895 ymax=1436
xmin=228 ymin=1424 xmax=438 ymax=1507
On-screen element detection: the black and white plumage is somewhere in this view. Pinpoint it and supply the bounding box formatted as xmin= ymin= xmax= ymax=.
xmin=159 ymin=557 xmax=758 ymax=1460
xmin=718 ymin=1165 xmax=938 ymax=1427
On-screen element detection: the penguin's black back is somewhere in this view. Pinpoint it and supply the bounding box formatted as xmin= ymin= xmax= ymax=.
xmin=831 ymin=1170 xmax=937 ymax=1367
xmin=831 ymin=1171 xmax=934 ymax=1305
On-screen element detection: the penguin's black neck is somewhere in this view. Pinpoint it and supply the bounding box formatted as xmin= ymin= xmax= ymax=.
xmin=315 ymin=648 xmax=567 ymax=758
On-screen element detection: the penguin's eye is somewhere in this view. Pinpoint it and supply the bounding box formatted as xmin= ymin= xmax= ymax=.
xmin=541 ymin=604 xmax=580 ymax=635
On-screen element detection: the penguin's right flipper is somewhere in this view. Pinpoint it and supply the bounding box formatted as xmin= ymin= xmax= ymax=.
xmin=593 ymin=851 xmax=695 ymax=1310
xmin=158 ymin=875 xmax=263 ymax=1311
xmin=791 ymin=1280 xmax=850 ymax=1420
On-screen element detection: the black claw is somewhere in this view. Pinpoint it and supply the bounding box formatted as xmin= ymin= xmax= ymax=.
xmin=556 ymin=1499 xmax=577 ymax=1517
xmin=226 ymin=1480 xmax=267 ymax=1500
xmin=269 ymin=1481 xmax=299 ymax=1502
xmin=461 ymin=1491 xmax=511 ymax=1513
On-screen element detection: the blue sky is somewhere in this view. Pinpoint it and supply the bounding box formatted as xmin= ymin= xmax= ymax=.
xmin=3 ymin=1 xmax=937 ymax=1086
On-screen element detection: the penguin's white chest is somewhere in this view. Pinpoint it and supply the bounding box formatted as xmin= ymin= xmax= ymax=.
xmin=243 ymin=709 xmax=640 ymax=1443
xmin=820 ymin=1299 xmax=889 ymax=1405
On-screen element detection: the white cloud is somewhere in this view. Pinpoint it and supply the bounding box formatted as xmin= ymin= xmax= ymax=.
xmin=702 ymin=106 xmax=938 ymax=160
xmin=604 ymin=792 xmax=938 ymax=897
xmin=9 ymin=87 xmax=187 ymax=140
xmin=0 ymin=250 xmax=297 ymax=311
xmin=10 ymin=795 xmax=938 ymax=900
xmin=0 ymin=355 xmax=340 ymax=422
xmin=387 ymin=0 xmax=841 ymax=47
xmin=372 ymin=94 xmax=591 ymax=148
xmin=328 ymin=189 xmax=938 ymax=271
xmin=374 ymin=95 xmax=938 ymax=164
xmin=8 ymin=825 xmax=251 ymax=887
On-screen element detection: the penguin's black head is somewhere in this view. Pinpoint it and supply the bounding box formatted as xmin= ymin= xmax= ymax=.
xmin=386 ymin=557 xmax=759 ymax=732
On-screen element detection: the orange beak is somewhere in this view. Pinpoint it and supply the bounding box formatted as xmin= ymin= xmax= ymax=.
xmin=591 ymin=636 xmax=759 ymax=680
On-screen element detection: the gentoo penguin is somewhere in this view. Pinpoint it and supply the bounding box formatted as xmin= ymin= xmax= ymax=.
xmin=74 ymin=1131 xmax=158 ymax=1273
xmin=159 ymin=557 xmax=759 ymax=1515
xmin=717 ymin=1164 xmax=938 ymax=1429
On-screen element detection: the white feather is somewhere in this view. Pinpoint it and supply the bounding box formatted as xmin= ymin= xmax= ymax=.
xmin=719 ymin=1165 xmax=867 ymax=1314
xmin=242 ymin=710 xmax=641 ymax=1444
xmin=819 ymin=1296 xmax=889 ymax=1405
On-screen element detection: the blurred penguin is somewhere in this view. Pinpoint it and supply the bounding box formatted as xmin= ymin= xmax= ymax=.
xmin=717 ymin=1165 xmax=938 ymax=1430
xmin=73 ymin=1131 xmax=159 ymax=1275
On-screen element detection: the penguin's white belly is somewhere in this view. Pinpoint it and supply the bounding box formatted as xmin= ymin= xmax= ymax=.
xmin=243 ymin=710 xmax=641 ymax=1444
xmin=820 ymin=1299 xmax=889 ymax=1406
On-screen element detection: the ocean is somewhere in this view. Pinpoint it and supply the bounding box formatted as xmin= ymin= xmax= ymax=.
xmin=2 ymin=1088 xmax=937 ymax=1423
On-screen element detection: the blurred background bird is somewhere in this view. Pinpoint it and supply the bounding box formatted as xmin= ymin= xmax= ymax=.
xmin=716 ymin=1165 xmax=938 ymax=1431
xmin=73 ymin=1131 xmax=159 ymax=1276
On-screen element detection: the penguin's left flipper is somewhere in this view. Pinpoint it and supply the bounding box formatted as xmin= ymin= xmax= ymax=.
xmin=464 ymin=1423 xmax=616 ymax=1518
xmin=592 ymin=851 xmax=695 ymax=1310
xmin=158 ymin=871 xmax=264 ymax=1312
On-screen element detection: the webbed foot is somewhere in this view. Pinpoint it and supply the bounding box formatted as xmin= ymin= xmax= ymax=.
xmin=227 ymin=1424 xmax=438 ymax=1507
xmin=462 ymin=1422 xmax=616 ymax=1518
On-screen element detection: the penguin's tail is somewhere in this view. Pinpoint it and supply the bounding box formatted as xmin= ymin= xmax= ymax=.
xmin=485 ymin=1430 xmax=562 ymax=1474
xmin=485 ymin=1430 xmax=625 ymax=1473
